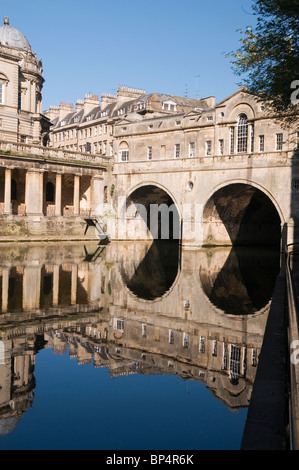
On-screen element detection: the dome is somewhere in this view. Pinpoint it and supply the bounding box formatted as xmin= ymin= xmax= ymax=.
xmin=0 ymin=17 xmax=31 ymax=50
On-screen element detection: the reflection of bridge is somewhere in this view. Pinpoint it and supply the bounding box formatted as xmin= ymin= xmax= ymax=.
xmin=0 ymin=240 xmax=276 ymax=434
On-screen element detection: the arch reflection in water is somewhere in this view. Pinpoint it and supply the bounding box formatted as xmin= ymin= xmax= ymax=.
xmin=200 ymin=246 xmax=281 ymax=315
xmin=119 ymin=240 xmax=180 ymax=300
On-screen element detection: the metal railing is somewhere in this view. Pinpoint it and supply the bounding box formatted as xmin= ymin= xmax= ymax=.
xmin=285 ymin=243 xmax=299 ymax=450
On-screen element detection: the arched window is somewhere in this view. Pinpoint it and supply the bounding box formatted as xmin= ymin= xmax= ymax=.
xmin=237 ymin=114 xmax=248 ymax=153
xmin=0 ymin=73 xmax=9 ymax=105
xmin=11 ymin=179 xmax=17 ymax=200
xmin=119 ymin=141 xmax=129 ymax=162
xmin=46 ymin=182 xmax=55 ymax=202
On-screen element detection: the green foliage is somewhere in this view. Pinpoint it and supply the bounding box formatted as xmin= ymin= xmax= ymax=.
xmin=227 ymin=0 xmax=299 ymax=119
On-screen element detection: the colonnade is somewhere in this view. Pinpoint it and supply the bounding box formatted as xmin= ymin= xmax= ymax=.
xmin=0 ymin=167 xmax=104 ymax=217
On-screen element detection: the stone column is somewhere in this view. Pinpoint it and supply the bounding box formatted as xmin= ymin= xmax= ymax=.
xmin=73 ymin=175 xmax=80 ymax=216
xmin=55 ymin=173 xmax=62 ymax=216
xmin=1 ymin=268 xmax=9 ymax=312
xmin=22 ymin=266 xmax=41 ymax=310
xmin=25 ymin=170 xmax=44 ymax=215
xmin=90 ymin=174 xmax=104 ymax=215
xmin=71 ymin=264 xmax=78 ymax=305
xmin=53 ymin=264 xmax=60 ymax=306
xmin=4 ymin=168 xmax=12 ymax=214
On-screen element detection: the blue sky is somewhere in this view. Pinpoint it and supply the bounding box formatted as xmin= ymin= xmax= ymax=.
xmin=1 ymin=0 xmax=257 ymax=111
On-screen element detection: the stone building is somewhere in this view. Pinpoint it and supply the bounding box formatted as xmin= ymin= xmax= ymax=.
xmin=0 ymin=18 xmax=110 ymax=239
xmin=0 ymin=17 xmax=50 ymax=145
xmin=45 ymin=86 xmax=214 ymax=157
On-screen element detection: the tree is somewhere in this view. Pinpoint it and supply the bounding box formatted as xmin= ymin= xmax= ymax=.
xmin=227 ymin=0 xmax=299 ymax=120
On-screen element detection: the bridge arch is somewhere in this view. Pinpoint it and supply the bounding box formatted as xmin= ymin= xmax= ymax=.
xmin=124 ymin=182 xmax=182 ymax=241
xmin=202 ymin=180 xmax=284 ymax=247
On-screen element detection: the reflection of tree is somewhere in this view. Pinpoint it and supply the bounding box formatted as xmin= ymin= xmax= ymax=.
xmin=200 ymin=247 xmax=281 ymax=315
xmin=119 ymin=241 xmax=180 ymax=300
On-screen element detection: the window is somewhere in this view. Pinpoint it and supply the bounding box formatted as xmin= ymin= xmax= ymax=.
xmin=212 ymin=340 xmax=217 ymax=357
xmin=230 ymin=127 xmax=235 ymax=154
xmin=147 ymin=146 xmax=152 ymax=160
xmin=229 ymin=345 xmax=241 ymax=383
xmin=199 ymin=336 xmax=205 ymax=353
xmin=175 ymin=120 xmax=181 ymax=126
xmin=183 ymin=333 xmax=189 ymax=348
xmin=104 ymin=125 xmax=108 ymax=134
xmin=142 ymin=324 xmax=147 ymax=338
xmin=169 ymin=330 xmax=174 ymax=344
xmin=222 ymin=343 xmax=228 ymax=370
xmin=219 ymin=139 xmax=224 ymax=156
xmin=175 ymin=144 xmax=180 ymax=158
xmin=189 ymin=142 xmax=195 ymax=157
xmin=237 ymin=114 xmax=248 ymax=153
xmin=113 ymin=318 xmax=124 ymax=332
xmin=20 ymin=135 xmax=27 ymax=143
xmin=94 ymin=127 xmax=97 ymax=136
xmin=276 ymin=133 xmax=283 ymax=151
xmin=18 ymin=91 xmax=22 ymax=110
xmin=119 ymin=149 xmax=129 ymax=162
xmin=162 ymin=101 xmax=177 ymax=111
xmin=252 ymin=349 xmax=257 ymax=367
xmin=110 ymin=144 xmax=113 ymax=157
xmin=207 ymin=115 xmax=213 ymax=121
xmin=103 ymin=142 xmax=107 ymax=154
xmin=205 ymin=140 xmax=212 ymax=156
xmin=250 ymin=123 xmax=254 ymax=153
xmin=0 ymin=83 xmax=3 ymax=104
xmin=259 ymin=135 xmax=264 ymax=152
xmin=99 ymin=125 xmax=102 ymax=135
xmin=292 ymin=179 xmax=299 ymax=190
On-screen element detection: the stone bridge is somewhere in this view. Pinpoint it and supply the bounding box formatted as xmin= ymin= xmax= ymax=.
xmin=111 ymin=151 xmax=298 ymax=248
xmin=109 ymin=89 xmax=299 ymax=248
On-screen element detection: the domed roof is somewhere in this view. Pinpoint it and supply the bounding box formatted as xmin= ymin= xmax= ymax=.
xmin=0 ymin=17 xmax=31 ymax=50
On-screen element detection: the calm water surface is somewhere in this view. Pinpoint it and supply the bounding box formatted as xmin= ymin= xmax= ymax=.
xmin=0 ymin=241 xmax=281 ymax=450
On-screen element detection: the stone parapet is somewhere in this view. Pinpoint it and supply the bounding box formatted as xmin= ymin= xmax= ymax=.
xmin=0 ymin=140 xmax=112 ymax=168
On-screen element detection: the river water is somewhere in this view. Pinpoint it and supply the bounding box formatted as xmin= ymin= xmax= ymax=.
xmin=0 ymin=240 xmax=281 ymax=450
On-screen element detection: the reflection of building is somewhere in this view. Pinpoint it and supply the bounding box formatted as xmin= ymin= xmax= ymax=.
xmin=0 ymin=240 xmax=276 ymax=430
xmin=0 ymin=337 xmax=36 ymax=436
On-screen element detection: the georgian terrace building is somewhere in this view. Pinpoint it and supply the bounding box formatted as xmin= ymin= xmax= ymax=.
xmin=45 ymin=86 xmax=214 ymax=156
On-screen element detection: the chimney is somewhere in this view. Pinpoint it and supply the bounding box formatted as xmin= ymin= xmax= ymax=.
xmin=58 ymin=102 xmax=74 ymax=121
xmin=117 ymin=85 xmax=146 ymax=104
xmin=75 ymin=99 xmax=84 ymax=112
xmin=44 ymin=105 xmax=59 ymax=122
xmin=101 ymin=92 xmax=117 ymax=109
xmin=84 ymin=93 xmax=100 ymax=115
